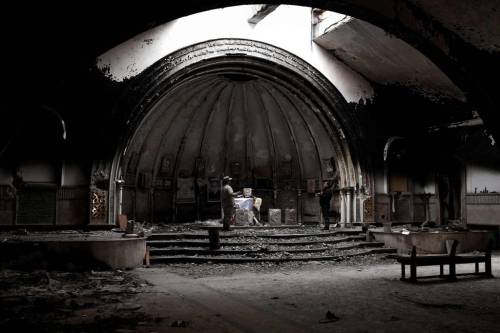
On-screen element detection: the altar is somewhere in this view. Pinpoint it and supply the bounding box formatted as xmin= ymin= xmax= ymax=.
xmin=233 ymin=197 xmax=254 ymax=226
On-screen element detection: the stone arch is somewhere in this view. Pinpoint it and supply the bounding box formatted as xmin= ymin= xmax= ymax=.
xmin=107 ymin=39 xmax=371 ymax=224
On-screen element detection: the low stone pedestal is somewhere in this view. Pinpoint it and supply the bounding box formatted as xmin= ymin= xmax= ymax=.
xmin=268 ymin=209 xmax=281 ymax=225
xmin=284 ymin=209 xmax=297 ymax=225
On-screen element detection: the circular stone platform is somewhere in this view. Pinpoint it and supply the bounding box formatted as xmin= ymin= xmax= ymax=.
xmin=0 ymin=231 xmax=146 ymax=270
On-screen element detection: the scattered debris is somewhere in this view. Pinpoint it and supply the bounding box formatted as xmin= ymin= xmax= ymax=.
xmin=171 ymin=320 xmax=189 ymax=327
xmin=319 ymin=310 xmax=339 ymax=323
xmin=0 ymin=269 xmax=152 ymax=332
xmin=13 ymin=229 xmax=28 ymax=235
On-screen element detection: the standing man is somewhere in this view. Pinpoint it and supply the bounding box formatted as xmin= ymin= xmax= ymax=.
xmin=221 ymin=176 xmax=240 ymax=231
xmin=319 ymin=181 xmax=333 ymax=230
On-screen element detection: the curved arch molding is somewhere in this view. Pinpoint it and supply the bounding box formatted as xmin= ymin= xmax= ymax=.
xmin=103 ymin=39 xmax=373 ymax=224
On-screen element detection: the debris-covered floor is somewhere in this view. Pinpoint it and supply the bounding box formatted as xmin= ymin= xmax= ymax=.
xmin=1 ymin=252 xmax=500 ymax=332
xmin=0 ymin=269 xmax=153 ymax=332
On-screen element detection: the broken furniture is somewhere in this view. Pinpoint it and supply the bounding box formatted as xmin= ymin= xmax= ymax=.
xmin=396 ymin=239 xmax=493 ymax=282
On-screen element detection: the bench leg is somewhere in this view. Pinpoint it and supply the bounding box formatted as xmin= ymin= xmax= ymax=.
xmin=475 ymin=262 xmax=479 ymax=274
xmin=440 ymin=264 xmax=444 ymax=277
xmin=449 ymin=263 xmax=457 ymax=280
xmin=485 ymin=253 xmax=493 ymax=278
xmin=410 ymin=263 xmax=417 ymax=283
xmin=401 ymin=264 xmax=406 ymax=280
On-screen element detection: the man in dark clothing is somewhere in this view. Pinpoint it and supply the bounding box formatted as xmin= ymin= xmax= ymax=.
xmin=320 ymin=181 xmax=333 ymax=230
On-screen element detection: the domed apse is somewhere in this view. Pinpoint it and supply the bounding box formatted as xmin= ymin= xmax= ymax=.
xmin=119 ymin=71 xmax=345 ymax=223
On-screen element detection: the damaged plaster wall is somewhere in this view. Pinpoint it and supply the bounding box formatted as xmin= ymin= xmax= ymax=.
xmin=61 ymin=162 xmax=89 ymax=187
xmin=97 ymin=5 xmax=374 ymax=104
xmin=0 ymin=168 xmax=13 ymax=185
xmin=466 ymin=164 xmax=500 ymax=194
xmin=18 ymin=161 xmax=58 ymax=184
xmin=413 ymin=176 xmax=436 ymax=194
xmin=466 ymin=163 xmax=500 ymax=225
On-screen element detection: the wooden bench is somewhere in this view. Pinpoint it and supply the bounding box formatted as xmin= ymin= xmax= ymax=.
xmin=396 ymin=240 xmax=494 ymax=282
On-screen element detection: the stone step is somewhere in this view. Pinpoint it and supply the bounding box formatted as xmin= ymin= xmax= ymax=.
xmin=148 ymin=233 xmax=240 ymax=240
xmin=258 ymin=231 xmax=360 ymax=238
xmin=149 ymin=246 xmax=330 ymax=256
xmin=146 ymin=235 xmax=366 ymax=248
xmin=149 ymin=247 xmax=397 ymax=264
xmin=148 ymin=241 xmax=384 ymax=256
xmin=148 ymin=229 xmax=362 ymax=240
xmin=335 ymin=241 xmax=385 ymax=250
xmin=231 ymin=225 xmax=304 ymax=229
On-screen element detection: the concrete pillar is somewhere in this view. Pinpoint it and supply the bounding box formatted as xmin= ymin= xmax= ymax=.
xmin=297 ymin=189 xmax=302 ymax=224
xmin=346 ymin=188 xmax=352 ymax=226
xmin=340 ymin=190 xmax=346 ymax=225
xmin=353 ymin=193 xmax=358 ymax=223
xmin=359 ymin=197 xmax=364 ymax=223
xmin=358 ymin=192 xmax=369 ymax=224
xmin=116 ymin=178 xmax=125 ymax=216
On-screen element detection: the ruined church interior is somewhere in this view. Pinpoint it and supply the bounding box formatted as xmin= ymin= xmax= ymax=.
xmin=1 ymin=2 xmax=500 ymax=332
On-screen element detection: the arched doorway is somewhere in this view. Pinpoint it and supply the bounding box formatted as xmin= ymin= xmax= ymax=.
xmin=109 ymin=39 xmax=370 ymax=224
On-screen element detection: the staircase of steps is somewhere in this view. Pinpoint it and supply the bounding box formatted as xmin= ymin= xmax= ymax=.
xmin=146 ymin=228 xmax=396 ymax=264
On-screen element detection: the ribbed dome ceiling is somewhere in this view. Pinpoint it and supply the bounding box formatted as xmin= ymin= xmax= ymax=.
xmin=126 ymin=73 xmax=338 ymax=182
xmin=122 ymin=71 xmax=341 ymax=222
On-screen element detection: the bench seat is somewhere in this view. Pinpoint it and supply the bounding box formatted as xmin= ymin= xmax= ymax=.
xmin=397 ymin=254 xmax=451 ymax=265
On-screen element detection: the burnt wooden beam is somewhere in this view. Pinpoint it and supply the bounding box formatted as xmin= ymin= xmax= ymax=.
xmin=248 ymin=5 xmax=280 ymax=24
